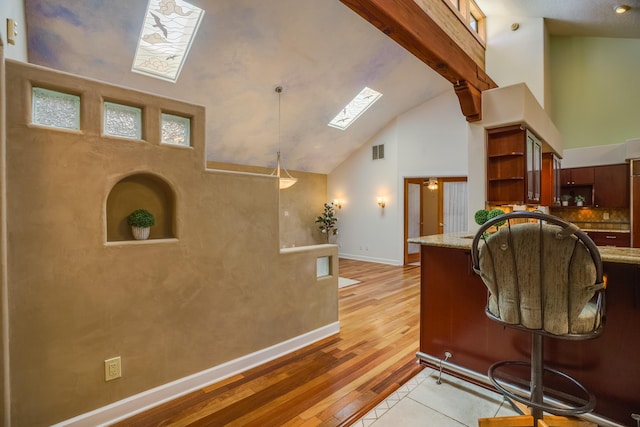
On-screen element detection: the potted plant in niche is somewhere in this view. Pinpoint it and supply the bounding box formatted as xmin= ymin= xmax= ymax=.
xmin=315 ymin=202 xmax=338 ymax=243
xmin=561 ymin=194 xmax=571 ymax=207
xmin=127 ymin=209 xmax=155 ymax=240
xmin=574 ymin=195 xmax=585 ymax=207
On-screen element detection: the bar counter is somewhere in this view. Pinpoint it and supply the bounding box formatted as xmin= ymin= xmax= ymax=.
xmin=408 ymin=232 xmax=640 ymax=264
xmin=409 ymin=233 xmax=640 ymax=426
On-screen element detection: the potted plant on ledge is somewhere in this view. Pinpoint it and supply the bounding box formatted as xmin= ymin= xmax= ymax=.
xmin=574 ymin=195 xmax=585 ymax=207
xmin=127 ymin=209 xmax=155 ymax=240
xmin=315 ymin=202 xmax=338 ymax=243
xmin=561 ymin=194 xmax=571 ymax=207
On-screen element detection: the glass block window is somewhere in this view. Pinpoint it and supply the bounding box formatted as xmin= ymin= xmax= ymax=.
xmin=317 ymin=256 xmax=331 ymax=278
xmin=103 ymin=102 xmax=142 ymax=139
xmin=161 ymin=113 xmax=191 ymax=147
xmin=32 ymin=87 xmax=80 ymax=130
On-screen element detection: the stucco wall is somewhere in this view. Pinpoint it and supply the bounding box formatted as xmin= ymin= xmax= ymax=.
xmin=0 ymin=41 xmax=7 ymax=426
xmin=4 ymin=60 xmax=338 ymax=426
xmin=206 ymin=161 xmax=329 ymax=248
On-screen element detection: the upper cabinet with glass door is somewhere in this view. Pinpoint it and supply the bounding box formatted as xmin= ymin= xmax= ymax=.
xmin=486 ymin=124 xmax=542 ymax=205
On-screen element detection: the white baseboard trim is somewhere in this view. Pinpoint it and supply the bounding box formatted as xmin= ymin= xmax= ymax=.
xmin=52 ymin=321 xmax=341 ymax=427
xmin=338 ymin=253 xmax=402 ymax=266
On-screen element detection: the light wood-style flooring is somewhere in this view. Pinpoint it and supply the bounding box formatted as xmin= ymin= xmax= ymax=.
xmin=113 ymin=259 xmax=421 ymax=426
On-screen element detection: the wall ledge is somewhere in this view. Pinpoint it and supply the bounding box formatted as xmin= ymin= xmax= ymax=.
xmin=52 ymin=322 xmax=340 ymax=427
xmin=280 ymin=243 xmax=337 ymax=254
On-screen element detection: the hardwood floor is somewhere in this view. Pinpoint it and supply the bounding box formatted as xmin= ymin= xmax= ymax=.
xmin=113 ymin=259 xmax=422 ymax=426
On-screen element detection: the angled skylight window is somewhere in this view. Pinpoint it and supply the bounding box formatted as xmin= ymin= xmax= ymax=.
xmin=132 ymin=0 xmax=205 ymax=82
xmin=328 ymin=87 xmax=382 ymax=130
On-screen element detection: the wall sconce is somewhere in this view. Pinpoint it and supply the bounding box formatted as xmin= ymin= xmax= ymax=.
xmin=427 ymin=178 xmax=438 ymax=191
xmin=333 ymin=199 xmax=343 ymax=209
xmin=377 ymin=196 xmax=386 ymax=208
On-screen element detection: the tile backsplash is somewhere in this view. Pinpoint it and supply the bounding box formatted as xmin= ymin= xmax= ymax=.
xmin=482 ymin=205 xmax=630 ymax=231
xmin=549 ymin=207 xmax=629 ymax=230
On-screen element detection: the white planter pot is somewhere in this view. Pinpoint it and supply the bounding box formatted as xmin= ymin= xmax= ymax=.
xmin=131 ymin=226 xmax=150 ymax=240
xmin=561 ymin=201 xmax=569 ymax=206
xmin=576 ymin=201 xmax=584 ymax=207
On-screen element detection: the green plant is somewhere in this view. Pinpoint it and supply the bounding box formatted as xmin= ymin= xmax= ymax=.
xmin=127 ymin=209 xmax=155 ymax=228
xmin=474 ymin=209 xmax=489 ymax=225
xmin=315 ymin=202 xmax=338 ymax=238
xmin=487 ymin=208 xmax=506 ymax=227
xmin=474 ymin=208 xmax=505 ymax=227
xmin=561 ymin=194 xmax=571 ymax=202
xmin=574 ymin=195 xmax=585 ymax=202
xmin=475 ymin=208 xmax=505 ymax=237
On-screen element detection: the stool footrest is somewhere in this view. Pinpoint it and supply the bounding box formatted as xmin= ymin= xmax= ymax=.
xmin=488 ymin=360 xmax=596 ymax=416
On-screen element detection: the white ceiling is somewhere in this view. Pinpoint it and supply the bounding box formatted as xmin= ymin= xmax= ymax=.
xmin=476 ymin=0 xmax=640 ymax=38
xmin=24 ymin=0 xmax=640 ymax=174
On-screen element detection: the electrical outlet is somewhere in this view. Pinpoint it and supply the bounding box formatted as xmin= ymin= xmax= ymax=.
xmin=7 ymin=19 xmax=18 ymax=45
xmin=603 ymin=212 xmax=610 ymax=220
xmin=104 ymin=356 xmax=121 ymax=381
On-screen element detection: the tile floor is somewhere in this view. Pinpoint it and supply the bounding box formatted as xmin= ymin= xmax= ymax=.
xmin=352 ymin=367 xmax=519 ymax=427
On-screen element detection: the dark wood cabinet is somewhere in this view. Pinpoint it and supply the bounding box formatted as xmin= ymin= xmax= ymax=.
xmin=632 ymin=160 xmax=640 ymax=248
xmin=541 ymin=153 xmax=560 ymax=206
xmin=560 ymin=163 xmax=629 ymax=208
xmin=593 ymin=163 xmax=629 ymax=208
xmin=486 ymin=125 xmax=541 ymax=205
xmin=560 ymin=167 xmax=594 ymax=186
xmin=585 ymin=231 xmax=630 ymax=247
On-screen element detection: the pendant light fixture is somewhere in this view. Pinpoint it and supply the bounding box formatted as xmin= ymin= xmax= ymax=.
xmin=271 ymin=86 xmax=297 ymax=190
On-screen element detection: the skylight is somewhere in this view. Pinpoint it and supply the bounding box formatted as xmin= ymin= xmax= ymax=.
xmin=132 ymin=0 xmax=205 ymax=82
xmin=328 ymin=87 xmax=382 ymax=130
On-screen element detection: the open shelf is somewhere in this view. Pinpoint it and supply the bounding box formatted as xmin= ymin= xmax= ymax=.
xmin=486 ymin=124 xmax=541 ymax=205
xmin=106 ymin=173 xmax=176 ymax=242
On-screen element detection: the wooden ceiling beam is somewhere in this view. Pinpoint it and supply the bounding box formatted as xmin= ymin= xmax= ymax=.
xmin=339 ymin=0 xmax=497 ymax=122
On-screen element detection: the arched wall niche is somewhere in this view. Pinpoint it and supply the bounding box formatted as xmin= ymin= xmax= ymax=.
xmin=106 ymin=173 xmax=176 ymax=241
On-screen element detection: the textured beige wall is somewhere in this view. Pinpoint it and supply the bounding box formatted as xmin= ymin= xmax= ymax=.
xmin=207 ymin=161 xmax=330 ymax=248
xmin=106 ymin=174 xmax=176 ymax=241
xmin=4 ymin=61 xmax=338 ymax=426
xmin=0 ymin=41 xmax=6 ymax=426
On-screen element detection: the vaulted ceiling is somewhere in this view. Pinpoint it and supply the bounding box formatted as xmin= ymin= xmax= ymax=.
xmin=25 ymin=0 xmax=451 ymax=174
xmin=476 ymin=0 xmax=640 ymax=39
xmin=24 ymin=0 xmax=640 ymax=174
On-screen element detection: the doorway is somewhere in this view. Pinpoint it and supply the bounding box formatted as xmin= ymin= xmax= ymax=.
xmin=404 ymin=177 xmax=468 ymax=265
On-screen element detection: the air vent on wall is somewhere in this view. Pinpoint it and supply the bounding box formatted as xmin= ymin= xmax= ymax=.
xmin=372 ymin=144 xmax=385 ymax=160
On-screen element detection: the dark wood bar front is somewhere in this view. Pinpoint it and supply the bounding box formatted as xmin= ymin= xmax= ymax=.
xmin=417 ymin=242 xmax=640 ymax=426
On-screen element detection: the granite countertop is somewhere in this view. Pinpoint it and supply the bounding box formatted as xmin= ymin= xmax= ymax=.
xmin=408 ymin=232 xmax=640 ymax=265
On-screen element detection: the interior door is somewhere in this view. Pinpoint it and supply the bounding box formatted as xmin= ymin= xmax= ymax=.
xmin=404 ymin=178 xmax=440 ymax=264
xmin=405 ymin=177 xmax=467 ymax=264
xmin=405 ymin=178 xmax=423 ymax=264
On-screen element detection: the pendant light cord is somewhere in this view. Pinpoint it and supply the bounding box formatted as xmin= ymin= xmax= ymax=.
xmin=276 ymin=86 xmax=283 ymax=162
xmin=272 ymin=85 xmax=297 ymax=188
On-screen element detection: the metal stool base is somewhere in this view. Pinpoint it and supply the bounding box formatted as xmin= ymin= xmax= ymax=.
xmin=488 ymin=360 xmax=596 ymax=416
